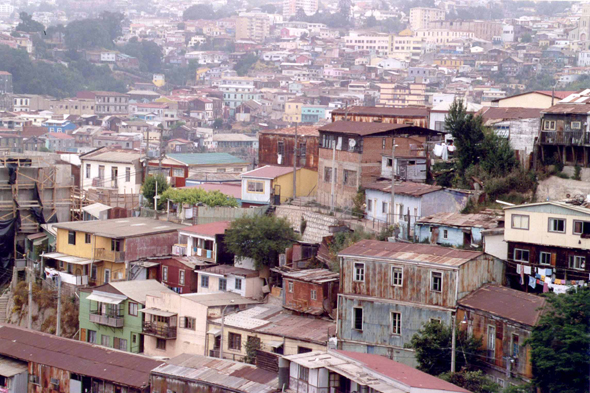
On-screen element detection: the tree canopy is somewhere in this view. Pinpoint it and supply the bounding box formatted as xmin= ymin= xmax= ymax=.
xmin=235 ymin=54 xmax=259 ymax=76
xmin=16 ymin=12 xmax=44 ymax=33
xmin=224 ymin=215 xmax=299 ymax=270
xmin=64 ymin=11 xmax=124 ymax=50
xmin=408 ymin=320 xmax=483 ymax=376
xmin=122 ymin=37 xmax=163 ymax=73
xmin=183 ymin=4 xmax=231 ymax=20
xmin=445 ymin=100 xmax=485 ymax=174
xmin=141 ymin=174 xmax=170 ymax=210
xmin=161 ymin=188 xmax=238 ymax=208
xmin=439 ymin=371 xmax=500 ymax=393
xmin=529 ymin=288 xmax=590 ymax=393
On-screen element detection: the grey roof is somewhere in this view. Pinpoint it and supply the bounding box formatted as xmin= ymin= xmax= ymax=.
xmin=281 ymin=268 xmax=339 ymax=283
xmin=109 ymin=279 xmax=175 ymax=304
xmin=181 ymin=291 xmax=260 ymax=307
xmin=80 ymin=148 xmax=142 ymax=164
xmin=52 ymin=217 xmax=186 ymax=239
xmin=0 ymin=355 xmax=27 ymax=377
xmin=167 ymin=153 xmax=247 ymax=166
xmin=213 ymin=134 xmax=258 ymax=142
xmin=152 ymin=354 xmax=278 ymax=393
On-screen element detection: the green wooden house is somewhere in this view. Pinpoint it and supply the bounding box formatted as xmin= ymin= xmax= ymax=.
xmin=79 ymin=279 xmax=174 ymax=353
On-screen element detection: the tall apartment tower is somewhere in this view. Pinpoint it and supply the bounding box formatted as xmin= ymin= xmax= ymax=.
xmin=409 ymin=7 xmax=445 ymax=30
xmin=283 ymin=0 xmax=319 ymax=19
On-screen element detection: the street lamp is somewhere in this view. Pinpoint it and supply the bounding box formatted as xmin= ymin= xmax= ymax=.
xmin=219 ymin=299 xmax=235 ymax=359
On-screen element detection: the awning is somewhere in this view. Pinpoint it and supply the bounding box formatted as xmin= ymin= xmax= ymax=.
xmin=42 ymin=252 xmax=97 ymax=265
xmin=140 ymin=308 xmax=177 ymax=317
xmin=0 ymin=356 xmax=27 ymax=377
xmin=87 ymin=292 xmax=127 ymax=305
xmin=27 ymin=232 xmax=47 ymax=241
xmin=207 ymin=328 xmax=221 ymax=336
xmin=268 ymin=340 xmax=284 ymax=348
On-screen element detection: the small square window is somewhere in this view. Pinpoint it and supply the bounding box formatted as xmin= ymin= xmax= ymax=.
xmin=431 ymin=272 xmax=442 ymax=292
xmin=354 ymin=263 xmax=365 ymax=282
xmin=311 ymin=289 xmax=317 ymax=300
xmin=391 ymin=266 xmax=403 ymax=286
xmin=548 ymin=218 xmax=565 ymax=233
xmin=514 ymin=248 xmax=530 ymax=263
xmin=539 ymin=252 xmax=552 ymax=266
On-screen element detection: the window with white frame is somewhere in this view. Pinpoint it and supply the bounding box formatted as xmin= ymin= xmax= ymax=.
xmin=572 ymin=121 xmax=582 ymax=129
xmin=235 ymin=278 xmax=242 ymax=290
xmin=354 ymin=263 xmax=365 ymax=282
xmin=511 ymin=214 xmax=529 ymax=230
xmin=391 ymin=266 xmax=403 ymax=286
xmin=288 ymin=281 xmax=293 ymax=293
xmin=179 ymin=270 xmax=185 ymax=285
xmin=431 ymin=271 xmax=442 ymax=292
xmin=539 ymin=252 xmax=552 ymax=266
xmin=569 ymin=255 xmax=586 ymax=270
xmin=548 ymin=218 xmax=566 ymax=233
xmin=513 ymin=248 xmax=530 ymax=262
xmin=543 ymin=120 xmax=556 ymax=130
xmin=443 ymin=229 xmax=448 ymax=239
xmin=391 ymin=312 xmax=401 ymax=335
xmin=162 ymin=266 xmax=168 ymax=281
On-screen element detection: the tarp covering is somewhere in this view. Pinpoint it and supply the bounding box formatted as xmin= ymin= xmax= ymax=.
xmin=30 ymin=207 xmax=45 ymax=225
xmin=0 ymin=213 xmax=21 ymax=268
xmin=6 ymin=163 xmax=17 ymax=185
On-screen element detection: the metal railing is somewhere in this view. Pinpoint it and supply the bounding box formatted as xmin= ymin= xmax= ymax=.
xmin=540 ymin=131 xmax=588 ymax=145
xmin=142 ymin=322 xmax=177 ymax=339
xmin=95 ymin=248 xmax=125 ymax=262
xmin=89 ymin=311 xmax=124 ymax=328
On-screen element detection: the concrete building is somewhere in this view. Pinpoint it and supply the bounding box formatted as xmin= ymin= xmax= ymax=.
xmin=80 ymin=148 xmax=143 ymax=195
xmin=77 ymin=91 xmax=129 ymax=116
xmin=409 ymin=7 xmax=445 ymax=30
xmin=282 ymin=0 xmax=318 ymax=18
xmin=428 ymin=20 xmax=503 ymax=41
xmin=343 ymin=32 xmax=391 ymax=56
xmin=377 ymin=83 xmax=428 ymax=107
xmin=236 ymin=14 xmax=270 ymax=43
xmin=336 ymin=240 xmax=505 ymax=366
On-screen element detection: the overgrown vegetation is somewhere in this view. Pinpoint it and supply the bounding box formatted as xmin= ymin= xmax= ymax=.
xmin=439 ymin=371 xmax=501 ymax=393
xmin=328 ymin=228 xmax=374 ymax=271
xmin=141 ymin=174 xmax=170 ymax=210
xmin=352 ymin=187 xmax=366 ymax=218
xmin=244 ymin=336 xmax=262 ymax=364
xmin=161 ymin=188 xmax=239 ymax=208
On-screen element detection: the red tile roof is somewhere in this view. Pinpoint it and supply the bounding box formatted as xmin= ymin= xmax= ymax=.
xmin=180 ymin=220 xmax=231 ymax=237
xmin=335 ymin=350 xmax=470 ymax=393
xmin=241 ymin=165 xmax=296 ymax=179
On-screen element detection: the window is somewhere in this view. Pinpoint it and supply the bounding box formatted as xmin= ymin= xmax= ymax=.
xmin=311 ymin=289 xmax=317 ymax=300
xmin=288 ymin=281 xmax=293 ymax=293
xmin=201 ymin=275 xmax=209 ymax=288
xmin=278 ymin=140 xmax=285 ymax=155
xmin=125 ymin=167 xmax=131 ymax=182
xmin=173 ymin=168 xmax=184 ymax=177
xmin=382 ymin=202 xmax=388 ymax=214
xmin=511 ymin=214 xmax=529 ymax=230
xmin=68 ymin=231 xmax=76 ymax=245
xmin=298 ymin=365 xmax=309 ymax=382
xmin=353 ymin=307 xmax=363 ymax=330
xmin=431 ymin=271 xmax=443 ymax=292
xmin=86 ymin=163 xmax=91 ymax=179
xmin=487 ymin=325 xmax=496 ymax=353
xmin=354 ymin=263 xmax=365 ymax=282
xmin=179 ymin=270 xmax=185 ymax=285
xmin=228 ymin=332 xmax=242 ymax=350
xmin=572 ymin=121 xmax=582 ymax=129
xmin=391 ymin=312 xmax=401 ymax=335
xmin=85 ymin=233 xmax=91 ymax=244
xmin=443 ymin=229 xmax=448 ymax=239
xmin=219 ymin=278 xmax=227 ymax=291
xmin=367 ymin=199 xmax=372 ymax=211
xmin=235 ymin=278 xmax=242 ymax=290
xmin=128 ymin=302 xmax=138 ymax=316
xmin=101 ymin=335 xmax=110 ymax=347
xmin=382 ymin=138 xmax=386 ymax=149
xmin=163 ymin=266 xmax=168 ymax=281
xmin=156 ymin=338 xmax=166 ymax=350
xmin=548 ymin=218 xmax=566 ymax=233
xmin=87 ymin=330 xmax=97 ymax=343
xmin=111 ymin=239 xmax=122 ymax=252
xmin=573 ymin=220 xmax=590 ymax=235
xmin=391 ymin=266 xmax=403 ymax=286
xmin=511 ymin=334 xmax=519 ymax=357
xmin=540 ymin=252 xmax=552 ymax=266
xmin=544 ymin=120 xmax=555 ymax=130
xmin=182 ymin=316 xmax=196 ymax=330
xmin=247 ymin=181 xmax=264 ymax=193
xmin=569 ymin=255 xmax=586 ymax=270
xmin=114 ymin=337 xmax=127 ymax=351
xmin=513 ymin=248 xmax=530 ymax=262
xmin=343 ymin=170 xmax=357 ymax=187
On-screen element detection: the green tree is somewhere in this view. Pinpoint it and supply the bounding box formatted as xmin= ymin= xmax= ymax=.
xmin=235 ymin=53 xmax=258 ymax=76
xmin=141 ymin=174 xmax=170 ymax=209
xmin=439 ymin=371 xmax=500 ymax=393
xmin=183 ymin=4 xmax=217 ymax=20
xmin=213 ymin=118 xmax=223 ymax=129
xmin=224 ymin=215 xmax=299 ymax=270
xmin=161 ymin=188 xmax=238 ymax=208
xmin=260 ymin=4 xmax=277 ymax=13
xmin=479 ymin=129 xmax=518 ymax=178
xmin=65 ymin=18 xmax=114 ymax=50
xmin=122 ymin=37 xmax=163 ymax=73
xmin=244 ymin=336 xmax=262 ymax=364
xmin=445 ymin=100 xmax=485 ymax=174
xmin=408 ymin=320 xmax=483 ymax=376
xmin=99 ymin=11 xmax=125 ymax=42
xmin=364 ymin=15 xmax=377 ymax=28
xmin=529 ymin=288 xmax=590 ymax=393
xmin=521 ymin=33 xmax=532 ymax=43
xmin=16 ymin=12 xmax=44 ymax=33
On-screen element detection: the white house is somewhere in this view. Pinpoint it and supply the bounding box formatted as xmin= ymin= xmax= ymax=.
xmin=240 ymin=165 xmax=292 ymax=206
xmin=197 ymin=265 xmax=264 ymax=299
xmin=80 ymin=148 xmax=143 ymax=195
xmin=101 ymin=51 xmax=117 ymax=62
xmin=175 ymin=221 xmax=232 ymax=264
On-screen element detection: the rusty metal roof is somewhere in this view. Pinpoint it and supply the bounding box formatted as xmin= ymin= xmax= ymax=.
xmin=319 ymin=121 xmax=439 ymax=136
xmin=458 ymin=284 xmax=546 ymax=327
xmin=480 ymin=107 xmax=542 ymax=121
xmin=339 ymin=239 xmax=482 ymax=267
xmin=281 ymin=268 xmax=339 ymax=283
xmin=152 ymin=353 xmax=278 ymax=393
xmin=331 ymin=106 xmax=429 ymax=117
xmin=253 ymin=313 xmax=335 ymax=344
xmin=365 ymin=181 xmax=442 ymax=197
xmin=200 ymin=264 xmax=259 ymax=278
xmin=416 ymin=212 xmax=501 ymax=229
xmin=542 ymin=103 xmax=590 ymax=114
xmin=0 ymin=324 xmax=162 ymax=389
xmin=259 ymin=126 xmax=319 ymax=137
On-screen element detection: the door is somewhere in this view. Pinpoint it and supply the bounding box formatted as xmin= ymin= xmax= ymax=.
xmin=273 ymin=184 xmax=281 ymax=205
xmin=104 ymin=269 xmax=111 ymax=284
xmin=111 ymin=167 xmax=118 ymax=189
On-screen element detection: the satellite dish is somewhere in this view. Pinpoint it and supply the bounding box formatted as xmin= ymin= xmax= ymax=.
xmin=349 ymin=139 xmax=356 ymax=147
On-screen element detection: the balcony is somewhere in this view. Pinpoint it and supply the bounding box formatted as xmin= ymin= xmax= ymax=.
xmin=89 ymin=312 xmax=124 ymax=328
xmin=540 ymin=131 xmax=588 ymax=146
xmin=172 ymin=244 xmax=187 ymax=256
xmin=95 ymin=248 xmax=125 ymax=262
xmin=190 ymin=247 xmax=215 ymax=261
xmin=142 ymin=321 xmax=177 ymax=339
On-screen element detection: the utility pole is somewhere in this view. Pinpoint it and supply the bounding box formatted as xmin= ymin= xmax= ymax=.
xmin=56 ymin=276 xmax=62 ymax=337
xmin=451 ymin=311 xmax=456 ymax=373
xmin=390 ymin=137 xmax=396 ymax=226
xmin=27 ymin=281 xmax=32 ymax=330
xmin=292 ymin=122 xmax=297 ymax=201
xmin=330 ymin=138 xmax=336 ymax=212
xmin=154 ymin=181 xmax=159 ymax=212
xmin=145 ymin=127 xmax=150 ymax=181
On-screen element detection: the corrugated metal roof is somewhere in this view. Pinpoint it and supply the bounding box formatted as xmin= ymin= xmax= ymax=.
xmin=365 ymin=181 xmax=442 ymax=197
xmin=0 ymin=355 xmax=27 ymax=377
xmin=259 ymin=126 xmax=319 ymax=137
xmin=331 ymin=106 xmax=429 ymax=117
xmin=0 ymin=324 xmax=163 ymax=389
xmin=241 ymin=165 xmax=296 ymax=179
xmin=180 ymin=221 xmax=231 ymax=237
xmin=109 ymin=280 xmax=175 ymax=304
xmin=152 ymin=354 xmax=278 ymax=393
xmin=181 ymin=291 xmax=260 ymax=307
xmin=319 ymin=121 xmax=427 ymax=136
xmin=81 ymin=149 xmax=141 ymax=164
xmin=53 ymin=217 xmax=185 ymax=239
xmin=480 ymin=107 xmax=542 ymax=121
xmin=339 ymin=239 xmax=482 ymax=267
xmin=167 ymin=153 xmax=247 ymax=166
xmin=542 ymin=103 xmax=590 ymax=114
xmin=458 ymin=284 xmax=546 ymax=327
xmin=281 ymin=268 xmax=339 ymax=283
xmin=200 ymin=265 xmax=259 ymax=278
xmin=416 ymin=212 xmax=501 ymax=229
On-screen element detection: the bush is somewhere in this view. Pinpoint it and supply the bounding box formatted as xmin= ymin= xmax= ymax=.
xmin=555 ymin=172 xmax=570 ymax=179
xmin=484 ymin=169 xmax=536 ymax=201
xmin=574 ymin=164 xmax=582 ymax=181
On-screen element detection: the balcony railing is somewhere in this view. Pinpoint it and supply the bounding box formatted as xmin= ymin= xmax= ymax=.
xmin=540 ymin=131 xmax=588 ymax=146
xmin=95 ymin=248 xmax=125 ymax=262
xmin=172 ymin=244 xmax=187 ymax=256
xmin=190 ymin=247 xmax=215 ymax=260
xmin=89 ymin=312 xmax=124 ymax=328
xmin=142 ymin=322 xmax=177 ymax=339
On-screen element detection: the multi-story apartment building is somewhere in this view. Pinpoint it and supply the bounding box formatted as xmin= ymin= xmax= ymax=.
xmin=236 ymin=14 xmax=270 ymax=43
xmin=428 ymin=20 xmax=503 ymax=41
xmin=377 ymin=83 xmax=428 ymax=107
xmin=337 ymin=239 xmax=504 ymax=366
xmin=80 ymin=148 xmax=143 ymax=195
xmin=77 ymin=91 xmax=129 ymax=116
xmin=409 ymin=7 xmax=444 ymax=30
xmin=504 ymin=201 xmax=590 ymax=291
xmin=389 ymin=34 xmax=428 ymax=61
xmin=331 ymin=106 xmax=429 ymax=127
xmin=218 ymin=77 xmax=261 ymax=115
xmin=343 ymin=31 xmax=391 ymax=56
xmin=282 ymin=0 xmax=318 ymax=18
xmin=414 ymin=29 xmax=475 ymax=44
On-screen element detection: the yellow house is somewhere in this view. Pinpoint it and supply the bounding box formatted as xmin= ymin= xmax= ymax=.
xmin=283 ymin=100 xmax=303 ymax=123
xmin=240 ymin=165 xmax=318 ymax=206
xmin=46 ymin=218 xmax=185 ymax=287
xmin=434 ymin=58 xmax=464 ymax=69
xmin=206 ymin=304 xmax=334 ymax=360
xmin=153 ymin=74 xmax=166 ymax=87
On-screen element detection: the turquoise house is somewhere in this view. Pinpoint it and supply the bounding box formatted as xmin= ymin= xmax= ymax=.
xmin=301 ymin=105 xmax=329 ymax=123
xmin=79 ymin=279 xmax=174 ymax=353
